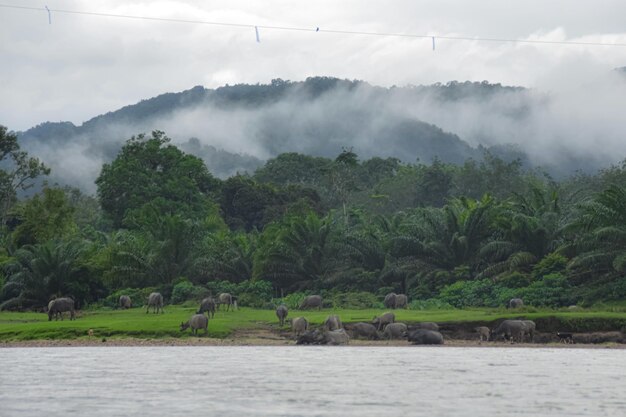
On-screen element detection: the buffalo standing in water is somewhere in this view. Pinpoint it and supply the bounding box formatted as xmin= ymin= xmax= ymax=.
xmin=119 ymin=295 xmax=132 ymax=309
xmin=276 ymin=305 xmax=288 ymax=326
xmin=217 ymin=293 xmax=237 ymax=311
xmin=48 ymin=298 xmax=76 ymax=321
xmin=299 ymin=295 xmax=322 ymax=310
xmin=197 ymin=297 xmax=216 ymax=318
xmin=146 ymin=292 xmax=164 ymax=314
xmin=180 ymin=314 xmax=209 ymax=336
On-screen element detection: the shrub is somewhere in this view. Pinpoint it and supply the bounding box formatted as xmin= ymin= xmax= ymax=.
xmin=327 ymin=292 xmax=381 ymax=309
xmin=170 ymin=280 xmax=208 ymax=304
xmin=409 ymin=299 xmax=454 ymax=310
xmin=518 ymin=273 xmax=573 ymax=307
xmin=533 ymin=253 xmax=568 ymax=279
xmin=282 ymin=292 xmax=307 ymax=309
xmin=438 ymin=279 xmax=496 ymax=308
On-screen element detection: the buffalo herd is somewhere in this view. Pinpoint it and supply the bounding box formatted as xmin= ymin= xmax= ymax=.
xmin=42 ymin=293 xmax=609 ymax=346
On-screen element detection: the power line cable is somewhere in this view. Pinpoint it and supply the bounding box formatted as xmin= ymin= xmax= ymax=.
xmin=2 ymin=3 xmax=626 ymax=48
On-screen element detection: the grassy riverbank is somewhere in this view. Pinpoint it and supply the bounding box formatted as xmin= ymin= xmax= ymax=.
xmin=1 ymin=305 xmax=626 ymax=343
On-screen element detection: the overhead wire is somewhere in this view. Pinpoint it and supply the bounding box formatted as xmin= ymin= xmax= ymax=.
xmin=2 ymin=3 xmax=626 ymax=48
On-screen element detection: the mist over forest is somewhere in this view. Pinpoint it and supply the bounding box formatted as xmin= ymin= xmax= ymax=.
xmin=15 ymin=73 xmax=626 ymax=193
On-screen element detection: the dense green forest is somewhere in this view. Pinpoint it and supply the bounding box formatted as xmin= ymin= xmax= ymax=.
xmin=1 ymin=124 xmax=626 ymax=311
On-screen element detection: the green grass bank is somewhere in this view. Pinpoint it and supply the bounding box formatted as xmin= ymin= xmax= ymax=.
xmin=2 ymin=305 xmax=626 ymax=342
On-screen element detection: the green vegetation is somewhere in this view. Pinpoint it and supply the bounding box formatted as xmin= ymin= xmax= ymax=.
xmin=2 ymin=122 xmax=626 ymax=321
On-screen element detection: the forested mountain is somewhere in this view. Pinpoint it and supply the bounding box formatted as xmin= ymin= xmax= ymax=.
xmin=15 ymin=78 xmax=542 ymax=192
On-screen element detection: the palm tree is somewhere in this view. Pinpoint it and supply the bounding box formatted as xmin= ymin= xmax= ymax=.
xmin=1 ymin=240 xmax=84 ymax=310
xmin=563 ymin=185 xmax=626 ymax=284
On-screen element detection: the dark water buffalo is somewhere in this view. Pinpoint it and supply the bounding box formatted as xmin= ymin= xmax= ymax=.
xmin=408 ymin=329 xmax=444 ymax=345
xmin=323 ymin=314 xmax=343 ymax=331
xmin=384 ymin=293 xmax=408 ymax=309
xmin=475 ymin=326 xmax=491 ymax=342
xmin=276 ymin=304 xmax=288 ymax=326
xmin=413 ymin=322 xmax=439 ymax=331
xmin=119 ymin=295 xmax=132 ymax=309
xmin=349 ymin=322 xmax=379 ymax=340
xmin=373 ymin=312 xmax=395 ymax=331
xmin=217 ymin=293 xmax=237 ymax=311
xmin=47 ymin=299 xmax=61 ymax=320
xmin=48 ymin=298 xmax=75 ymax=321
xmin=383 ymin=322 xmax=408 ymax=340
xmin=197 ymin=297 xmax=216 ymax=318
xmin=299 ymin=295 xmax=322 ymax=310
xmin=491 ymin=320 xmax=527 ymax=343
xmin=296 ymin=329 xmax=349 ymax=345
xmin=395 ymin=294 xmax=408 ymax=309
xmin=508 ymin=298 xmax=524 ymax=309
xmin=521 ymin=320 xmax=536 ymax=342
xmin=291 ymin=317 xmax=309 ymax=337
xmin=180 ymin=314 xmax=209 ymax=336
xmin=384 ymin=293 xmax=397 ymax=309
xmin=146 ymin=292 xmax=164 ymax=314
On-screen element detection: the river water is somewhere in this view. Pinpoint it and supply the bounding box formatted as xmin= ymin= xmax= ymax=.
xmin=0 ymin=346 xmax=624 ymax=416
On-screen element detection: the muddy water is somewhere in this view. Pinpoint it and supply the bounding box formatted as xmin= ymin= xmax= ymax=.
xmin=0 ymin=346 xmax=624 ymax=416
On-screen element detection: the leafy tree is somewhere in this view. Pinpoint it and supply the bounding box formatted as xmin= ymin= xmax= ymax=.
xmin=0 ymin=125 xmax=50 ymax=222
xmin=96 ymin=131 xmax=220 ymax=228
xmin=11 ymin=187 xmax=77 ymax=246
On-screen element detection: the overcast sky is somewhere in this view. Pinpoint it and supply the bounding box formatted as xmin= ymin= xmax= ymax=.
xmin=1 ymin=0 xmax=626 ymax=131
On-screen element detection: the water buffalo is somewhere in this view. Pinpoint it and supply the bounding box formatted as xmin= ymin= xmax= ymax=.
xmin=521 ymin=320 xmax=536 ymax=342
xmin=299 ymin=295 xmax=322 ymax=310
xmin=197 ymin=297 xmax=216 ymax=318
xmin=119 ymin=295 xmax=132 ymax=309
xmin=491 ymin=320 xmax=527 ymax=343
xmin=383 ymin=293 xmax=397 ymax=309
xmin=291 ymin=317 xmax=309 ymax=337
xmin=276 ymin=304 xmax=288 ymax=326
xmin=383 ymin=322 xmax=408 ymax=340
xmin=146 ymin=292 xmax=164 ymax=314
xmin=349 ymin=322 xmax=379 ymax=340
xmin=217 ymin=293 xmax=237 ymax=311
xmin=475 ymin=326 xmax=491 ymax=342
xmin=508 ymin=298 xmax=524 ymax=309
xmin=395 ymin=294 xmax=408 ymax=309
xmin=180 ymin=314 xmax=209 ymax=336
xmin=47 ymin=299 xmax=61 ymax=320
xmin=557 ymin=332 xmax=574 ymax=344
xmin=48 ymin=298 xmax=75 ymax=321
xmin=323 ymin=314 xmax=343 ymax=331
xmin=372 ymin=312 xmax=395 ymax=331
xmin=413 ymin=322 xmax=439 ymax=331
xmin=407 ymin=329 xmax=444 ymax=345
xmin=296 ymin=329 xmax=349 ymax=345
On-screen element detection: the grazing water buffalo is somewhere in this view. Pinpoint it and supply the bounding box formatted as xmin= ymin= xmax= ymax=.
xmin=180 ymin=314 xmax=209 ymax=336
xmin=146 ymin=292 xmax=164 ymax=314
xmin=349 ymin=322 xmax=379 ymax=340
xmin=47 ymin=299 xmax=61 ymax=320
xmin=119 ymin=295 xmax=132 ymax=309
xmin=383 ymin=322 xmax=408 ymax=340
xmin=372 ymin=312 xmax=395 ymax=331
xmin=276 ymin=305 xmax=288 ymax=326
xmin=299 ymin=295 xmax=322 ymax=310
xmin=508 ymin=298 xmax=524 ymax=309
xmin=323 ymin=314 xmax=343 ymax=331
xmin=407 ymin=329 xmax=444 ymax=345
xmin=197 ymin=297 xmax=216 ymax=318
xmin=491 ymin=320 xmax=527 ymax=343
xmin=48 ymin=298 xmax=75 ymax=321
xmin=475 ymin=326 xmax=491 ymax=342
xmin=413 ymin=322 xmax=439 ymax=331
xmin=395 ymin=294 xmax=408 ymax=309
xmin=217 ymin=293 xmax=237 ymax=311
xmin=521 ymin=320 xmax=536 ymax=342
xmin=291 ymin=317 xmax=309 ymax=337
